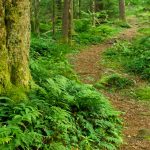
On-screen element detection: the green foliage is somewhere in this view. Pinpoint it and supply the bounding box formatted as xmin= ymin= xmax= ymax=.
xmin=0 ymin=75 xmax=122 ymax=150
xmin=104 ymin=34 xmax=150 ymax=81
xmin=40 ymin=23 xmax=51 ymax=33
xmin=118 ymin=22 xmax=131 ymax=28
xmin=74 ymin=19 xmax=90 ymax=32
xmin=31 ymin=35 xmax=75 ymax=58
xmin=74 ymin=25 xmax=118 ymax=45
xmin=138 ymin=27 xmax=150 ymax=35
xmin=30 ymin=34 xmax=78 ymax=81
xmin=94 ymin=0 xmax=119 ymax=17
xmin=95 ymin=74 xmax=134 ymax=90
xmin=135 ymin=86 xmax=150 ymax=101
xmin=74 ymin=32 xmax=103 ymax=45
xmin=127 ymin=0 xmax=150 ymax=6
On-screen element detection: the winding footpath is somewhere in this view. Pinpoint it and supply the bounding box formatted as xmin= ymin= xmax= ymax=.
xmin=70 ymin=20 xmax=150 ymax=149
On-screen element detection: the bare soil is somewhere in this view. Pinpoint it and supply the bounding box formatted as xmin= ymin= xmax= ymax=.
xmin=70 ymin=21 xmax=150 ymax=149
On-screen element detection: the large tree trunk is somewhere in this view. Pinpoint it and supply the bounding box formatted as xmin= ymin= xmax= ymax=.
xmin=0 ymin=1 xmax=11 ymax=93
xmin=0 ymin=0 xmax=31 ymax=94
xmin=119 ymin=0 xmax=126 ymax=21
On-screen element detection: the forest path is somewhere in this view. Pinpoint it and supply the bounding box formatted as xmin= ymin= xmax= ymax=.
xmin=70 ymin=19 xmax=150 ymax=150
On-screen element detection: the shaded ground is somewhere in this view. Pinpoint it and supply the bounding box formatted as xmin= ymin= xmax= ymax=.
xmin=70 ymin=20 xmax=150 ymax=149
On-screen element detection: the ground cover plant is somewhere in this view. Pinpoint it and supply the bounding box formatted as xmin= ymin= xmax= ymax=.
xmin=74 ymin=19 xmax=122 ymax=45
xmin=104 ymin=33 xmax=150 ymax=82
xmin=0 ymin=76 xmax=123 ymax=150
xmin=95 ymin=74 xmax=134 ymax=91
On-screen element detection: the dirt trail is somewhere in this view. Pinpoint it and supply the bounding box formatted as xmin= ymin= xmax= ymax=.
xmin=70 ymin=21 xmax=150 ymax=149
xmin=73 ymin=26 xmax=138 ymax=84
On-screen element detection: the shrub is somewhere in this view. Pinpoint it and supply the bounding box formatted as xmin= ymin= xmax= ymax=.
xmin=124 ymin=36 xmax=150 ymax=81
xmin=95 ymin=74 xmax=134 ymax=90
xmin=74 ymin=19 xmax=90 ymax=33
xmin=74 ymin=25 xmax=117 ymax=45
xmin=30 ymin=35 xmax=74 ymax=58
xmin=74 ymin=32 xmax=103 ymax=45
xmin=40 ymin=23 xmax=51 ymax=33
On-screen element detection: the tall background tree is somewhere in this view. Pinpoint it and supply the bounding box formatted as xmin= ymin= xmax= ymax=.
xmin=119 ymin=0 xmax=126 ymax=21
xmin=33 ymin=0 xmax=40 ymax=35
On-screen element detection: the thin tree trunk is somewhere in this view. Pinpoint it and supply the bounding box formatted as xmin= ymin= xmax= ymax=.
xmin=34 ymin=0 xmax=40 ymax=35
xmin=78 ymin=0 xmax=81 ymax=19
xmin=92 ymin=0 xmax=96 ymax=26
xmin=52 ymin=0 xmax=56 ymax=38
xmin=56 ymin=0 xmax=62 ymax=20
xmin=119 ymin=0 xmax=126 ymax=21
xmin=62 ymin=0 xmax=69 ymax=43
xmin=68 ymin=0 xmax=73 ymax=44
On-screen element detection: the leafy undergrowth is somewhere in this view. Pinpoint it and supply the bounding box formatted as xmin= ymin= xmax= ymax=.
xmin=0 ymin=36 xmax=123 ymax=150
xmin=102 ymin=27 xmax=150 ymax=101
xmin=0 ymin=76 xmax=122 ymax=150
xmin=74 ymin=19 xmax=122 ymax=45
xmin=95 ymin=74 xmax=134 ymax=91
xmin=104 ymin=33 xmax=150 ymax=81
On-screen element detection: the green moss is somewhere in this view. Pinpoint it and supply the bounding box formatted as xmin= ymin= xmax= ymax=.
xmin=6 ymin=86 xmax=28 ymax=102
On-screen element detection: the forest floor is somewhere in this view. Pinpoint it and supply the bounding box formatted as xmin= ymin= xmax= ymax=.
xmin=70 ymin=18 xmax=150 ymax=150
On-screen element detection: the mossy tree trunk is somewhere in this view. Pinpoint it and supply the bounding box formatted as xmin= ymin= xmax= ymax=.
xmin=0 ymin=0 xmax=31 ymax=94
xmin=0 ymin=1 xmax=11 ymax=93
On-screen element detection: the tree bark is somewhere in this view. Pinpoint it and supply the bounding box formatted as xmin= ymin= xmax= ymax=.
xmin=56 ymin=0 xmax=62 ymax=20
xmin=0 ymin=0 xmax=11 ymax=93
xmin=78 ymin=0 xmax=81 ymax=19
xmin=92 ymin=0 xmax=96 ymax=26
xmin=52 ymin=0 xmax=56 ymax=38
xmin=0 ymin=0 xmax=31 ymax=94
xmin=62 ymin=0 xmax=69 ymax=43
xmin=68 ymin=0 xmax=73 ymax=44
xmin=32 ymin=0 xmax=40 ymax=35
xmin=119 ymin=0 xmax=126 ymax=21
